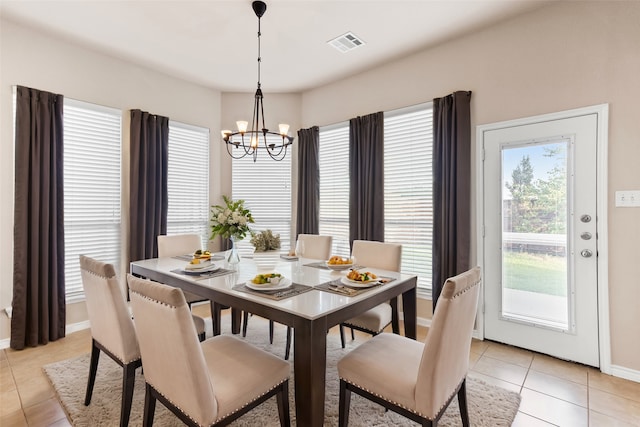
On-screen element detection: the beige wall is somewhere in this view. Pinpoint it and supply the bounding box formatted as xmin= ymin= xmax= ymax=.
xmin=1 ymin=1 xmax=638 ymax=374
xmin=0 ymin=20 xmax=222 ymax=342
xmin=301 ymin=1 xmax=640 ymax=372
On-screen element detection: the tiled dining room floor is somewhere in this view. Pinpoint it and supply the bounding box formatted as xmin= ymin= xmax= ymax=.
xmin=1 ymin=306 xmax=639 ymax=427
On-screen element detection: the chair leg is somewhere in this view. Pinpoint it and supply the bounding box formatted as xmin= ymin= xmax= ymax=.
xmin=339 ymin=325 xmax=346 ymax=348
xmin=457 ymin=378 xmax=470 ymax=427
xmin=242 ymin=311 xmax=249 ymax=337
xmin=84 ymin=339 xmax=100 ymax=406
xmin=350 ymin=327 xmax=355 ymax=340
xmin=390 ymin=297 xmax=400 ymax=334
xmin=285 ymin=327 xmax=292 ymax=360
xmin=269 ymin=320 xmax=275 ymax=344
xmin=338 ymin=380 xmax=351 ymax=427
xmin=276 ymin=380 xmax=291 ymax=427
xmin=198 ymin=331 xmax=205 ymax=342
xmin=120 ymin=362 xmax=137 ymax=427
xmin=143 ymin=383 xmax=156 ymax=427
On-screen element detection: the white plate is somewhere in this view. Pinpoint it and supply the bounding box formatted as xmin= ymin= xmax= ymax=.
xmin=246 ymin=277 xmax=292 ymax=291
xmin=325 ymin=261 xmax=354 ymax=271
xmin=340 ymin=276 xmax=380 ymax=288
xmin=182 ymin=263 xmax=219 ymax=275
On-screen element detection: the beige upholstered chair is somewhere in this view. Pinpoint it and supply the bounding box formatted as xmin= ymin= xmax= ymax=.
xmin=80 ymin=255 xmax=141 ymax=427
xmin=80 ymin=256 xmax=206 ymax=427
xmin=157 ymin=233 xmax=208 ymax=306
xmin=340 ymin=240 xmax=402 ymax=347
xmin=337 ymin=266 xmax=482 ymax=427
xmin=243 ymin=234 xmax=333 ymax=360
xmin=127 ymin=274 xmax=291 ymax=427
xmin=297 ymin=233 xmax=333 ymax=260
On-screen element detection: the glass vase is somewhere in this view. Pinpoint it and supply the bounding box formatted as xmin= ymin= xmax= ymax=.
xmin=227 ymin=235 xmax=241 ymax=266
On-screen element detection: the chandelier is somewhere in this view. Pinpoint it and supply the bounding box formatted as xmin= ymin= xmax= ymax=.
xmin=222 ymin=1 xmax=294 ymax=162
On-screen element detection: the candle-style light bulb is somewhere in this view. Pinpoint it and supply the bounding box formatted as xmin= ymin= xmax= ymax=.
xmin=278 ymin=123 xmax=290 ymax=136
xmin=237 ymin=121 xmax=248 ymax=133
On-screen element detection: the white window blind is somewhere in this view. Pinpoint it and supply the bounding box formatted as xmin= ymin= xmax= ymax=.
xmin=318 ymin=123 xmax=350 ymax=256
xmin=384 ymin=103 xmax=433 ymax=293
xmin=232 ymin=135 xmax=292 ymax=254
xmin=167 ymin=121 xmax=210 ymax=247
xmin=63 ymin=99 xmax=122 ymax=302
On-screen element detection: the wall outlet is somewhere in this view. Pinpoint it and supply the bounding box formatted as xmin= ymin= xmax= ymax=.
xmin=615 ymin=190 xmax=640 ymax=207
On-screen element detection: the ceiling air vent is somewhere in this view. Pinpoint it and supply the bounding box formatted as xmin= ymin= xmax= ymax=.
xmin=327 ymin=32 xmax=365 ymax=53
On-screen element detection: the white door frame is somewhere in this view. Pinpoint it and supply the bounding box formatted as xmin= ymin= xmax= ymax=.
xmin=475 ymin=104 xmax=610 ymax=374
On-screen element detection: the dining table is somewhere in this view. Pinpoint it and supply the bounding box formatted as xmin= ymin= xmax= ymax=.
xmin=130 ymin=254 xmax=417 ymax=427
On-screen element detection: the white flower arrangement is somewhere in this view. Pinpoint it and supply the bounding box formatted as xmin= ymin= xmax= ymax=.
xmin=210 ymin=196 xmax=254 ymax=241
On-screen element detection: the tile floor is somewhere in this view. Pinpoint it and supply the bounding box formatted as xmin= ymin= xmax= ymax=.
xmin=1 ymin=307 xmax=639 ymax=427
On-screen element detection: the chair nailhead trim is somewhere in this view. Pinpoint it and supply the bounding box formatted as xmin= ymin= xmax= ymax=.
xmin=82 ymin=268 xmax=110 ymax=280
xmin=450 ymin=279 xmax=481 ymax=300
xmin=339 ymin=376 xmax=464 ymax=421
xmin=342 ymin=322 xmax=386 ymax=334
xmin=340 ymin=377 xmax=429 ymax=418
xmin=214 ymin=378 xmax=288 ymax=423
xmin=150 ymin=378 xmax=289 ymax=427
xmin=130 ymin=290 xmax=179 ymax=309
xmin=100 ymin=342 xmax=140 ymax=365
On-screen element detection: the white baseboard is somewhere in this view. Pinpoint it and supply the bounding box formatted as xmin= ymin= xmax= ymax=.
xmin=0 ymin=320 xmax=91 ymax=350
xmin=610 ymin=364 xmax=640 ymax=383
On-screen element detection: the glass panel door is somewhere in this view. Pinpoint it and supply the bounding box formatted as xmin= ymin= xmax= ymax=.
xmin=501 ymin=139 xmax=571 ymax=331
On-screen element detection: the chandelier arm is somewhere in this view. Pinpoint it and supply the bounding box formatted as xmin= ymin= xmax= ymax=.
xmin=266 ymin=143 xmax=288 ymax=161
xmin=226 ymin=138 xmax=250 ymax=160
xmin=234 ymin=133 xmax=257 ymax=157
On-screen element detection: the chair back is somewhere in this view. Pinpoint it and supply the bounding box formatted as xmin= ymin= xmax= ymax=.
xmin=127 ymin=274 xmax=217 ymax=425
xmin=297 ymin=234 xmax=333 ymax=260
xmin=157 ymin=234 xmax=202 ymax=258
xmin=415 ymin=266 xmax=481 ymax=418
xmin=79 ymin=255 xmax=139 ymax=363
xmin=351 ymin=240 xmax=402 ymax=272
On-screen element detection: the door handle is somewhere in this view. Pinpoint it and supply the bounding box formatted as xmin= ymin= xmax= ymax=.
xmin=580 ymin=249 xmax=593 ymax=258
xmin=580 ymin=232 xmax=592 ymax=240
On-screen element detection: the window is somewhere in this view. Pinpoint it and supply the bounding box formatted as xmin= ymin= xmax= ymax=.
xmin=318 ymin=123 xmax=350 ymax=256
xmin=167 ymin=121 xmax=210 ymax=247
xmin=63 ymin=99 xmax=122 ymax=302
xmin=317 ymin=105 xmax=433 ymax=293
xmin=232 ymin=135 xmax=292 ymax=254
xmin=384 ymin=103 xmax=433 ymax=294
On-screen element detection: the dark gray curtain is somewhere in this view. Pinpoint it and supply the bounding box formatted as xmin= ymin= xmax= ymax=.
xmin=432 ymin=91 xmax=472 ymax=309
xmin=296 ymin=126 xmax=320 ymax=237
xmin=129 ymin=109 xmax=169 ymax=263
xmin=349 ymin=112 xmax=384 ymax=244
xmin=11 ymin=86 xmax=66 ymax=350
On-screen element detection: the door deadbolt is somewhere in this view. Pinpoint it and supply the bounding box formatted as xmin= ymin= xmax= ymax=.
xmin=580 ymin=214 xmax=592 ymax=223
xmin=581 ymin=232 xmax=592 ymax=240
xmin=580 ymin=249 xmax=593 ymax=258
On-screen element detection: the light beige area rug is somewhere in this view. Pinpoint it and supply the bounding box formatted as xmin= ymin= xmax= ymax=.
xmin=44 ymin=317 xmax=520 ymax=426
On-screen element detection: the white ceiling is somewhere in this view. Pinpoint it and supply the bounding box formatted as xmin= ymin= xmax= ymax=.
xmin=0 ymin=0 xmax=554 ymax=93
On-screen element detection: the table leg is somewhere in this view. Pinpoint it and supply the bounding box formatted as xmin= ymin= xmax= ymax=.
xmin=293 ymin=317 xmax=327 ymax=427
xmin=402 ymin=279 xmax=417 ymax=339
xmin=231 ymin=308 xmax=242 ymax=334
xmin=211 ymin=301 xmax=223 ymax=336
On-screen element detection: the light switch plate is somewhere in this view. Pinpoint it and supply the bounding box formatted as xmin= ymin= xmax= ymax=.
xmin=615 ymin=190 xmax=640 ymax=207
